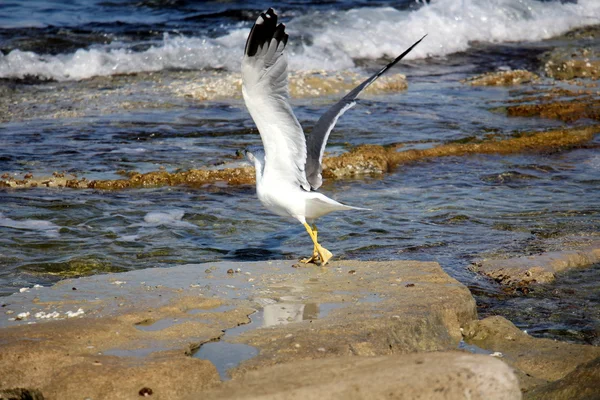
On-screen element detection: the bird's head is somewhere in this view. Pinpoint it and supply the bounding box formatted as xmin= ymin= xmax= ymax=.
xmin=242 ymin=146 xmax=265 ymax=182
xmin=242 ymin=146 xmax=265 ymax=167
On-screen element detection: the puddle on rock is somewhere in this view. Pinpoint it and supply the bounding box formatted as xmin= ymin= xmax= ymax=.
xmin=193 ymin=309 xmax=261 ymax=380
xmin=262 ymin=302 xmax=345 ymax=326
xmin=195 ymin=341 xmax=259 ymax=380
xmin=457 ymin=340 xmax=495 ymax=355
xmin=193 ymin=300 xmax=347 ymax=379
xmin=187 ymin=304 xmax=236 ymax=315
xmin=103 ymin=347 xmax=166 ymax=358
xmin=357 ymin=293 xmax=386 ymax=304
xmin=135 ymin=318 xmax=183 ymax=332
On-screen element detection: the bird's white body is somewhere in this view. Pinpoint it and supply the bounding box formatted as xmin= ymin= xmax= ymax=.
xmin=248 ymin=151 xmax=357 ymax=223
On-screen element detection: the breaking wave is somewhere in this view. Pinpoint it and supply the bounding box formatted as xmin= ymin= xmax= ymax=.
xmin=0 ymin=0 xmax=598 ymax=81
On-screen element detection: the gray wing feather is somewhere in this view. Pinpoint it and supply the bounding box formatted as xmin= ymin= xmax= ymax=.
xmin=305 ymin=34 xmax=427 ymax=190
xmin=242 ymin=8 xmax=311 ymax=191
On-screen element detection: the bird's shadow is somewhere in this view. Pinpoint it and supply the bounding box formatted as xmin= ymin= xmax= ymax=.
xmin=224 ymin=226 xmax=301 ymax=262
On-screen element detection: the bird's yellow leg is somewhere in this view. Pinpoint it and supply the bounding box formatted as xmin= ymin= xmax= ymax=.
xmin=300 ymin=223 xmax=318 ymax=264
xmin=300 ymin=224 xmax=320 ymax=263
xmin=300 ymin=222 xmax=333 ymax=265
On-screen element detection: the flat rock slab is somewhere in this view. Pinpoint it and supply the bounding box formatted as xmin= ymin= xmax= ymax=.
xmin=196 ymin=351 xmax=522 ymax=400
xmin=0 ymin=260 xmax=478 ymax=400
xmin=471 ymin=242 xmax=600 ymax=287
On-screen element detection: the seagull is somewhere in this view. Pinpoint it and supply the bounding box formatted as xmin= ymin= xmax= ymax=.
xmin=242 ymin=8 xmax=425 ymax=265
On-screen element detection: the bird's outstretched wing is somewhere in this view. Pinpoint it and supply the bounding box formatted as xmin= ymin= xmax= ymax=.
xmin=242 ymin=8 xmax=311 ymax=191
xmin=305 ymin=35 xmax=427 ymax=190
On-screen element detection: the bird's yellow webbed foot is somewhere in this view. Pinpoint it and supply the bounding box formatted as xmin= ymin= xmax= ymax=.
xmin=301 ymin=223 xmax=333 ymax=266
xmin=300 ymin=250 xmax=318 ymax=264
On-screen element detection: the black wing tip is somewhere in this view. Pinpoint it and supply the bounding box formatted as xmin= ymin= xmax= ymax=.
xmin=244 ymin=8 xmax=287 ymax=57
xmin=391 ymin=34 xmax=427 ymax=63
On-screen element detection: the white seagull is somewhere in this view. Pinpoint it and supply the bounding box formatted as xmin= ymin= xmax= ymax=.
xmin=242 ymin=8 xmax=425 ymax=265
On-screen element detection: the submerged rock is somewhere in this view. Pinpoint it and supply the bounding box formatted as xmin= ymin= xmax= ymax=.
xmin=172 ymin=70 xmax=408 ymax=101
xmin=471 ymin=242 xmax=600 ymax=287
xmin=463 ymin=70 xmax=539 ymax=86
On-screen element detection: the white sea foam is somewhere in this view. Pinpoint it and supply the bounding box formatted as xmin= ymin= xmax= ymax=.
xmin=0 ymin=0 xmax=598 ymax=81
xmin=66 ymin=308 xmax=85 ymax=318
xmin=0 ymin=213 xmax=60 ymax=237
xmin=143 ymin=209 xmax=196 ymax=228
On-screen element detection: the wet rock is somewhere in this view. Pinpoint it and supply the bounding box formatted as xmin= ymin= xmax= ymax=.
xmin=470 ymin=242 xmax=600 ymax=287
xmin=462 ymin=316 xmax=600 ymax=392
xmin=196 ymin=352 xmax=521 ymax=400
xmin=543 ymin=47 xmax=600 ymax=81
xmin=463 ymin=70 xmax=539 ymax=86
xmin=0 ymin=260 xmax=476 ymax=399
xmin=524 ymin=356 xmax=600 ymax=400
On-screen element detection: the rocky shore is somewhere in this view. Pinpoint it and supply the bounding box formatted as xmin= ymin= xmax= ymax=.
xmin=1 ymin=254 xmax=598 ymax=399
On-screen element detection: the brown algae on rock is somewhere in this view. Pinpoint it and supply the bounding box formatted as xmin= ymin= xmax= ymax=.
xmin=505 ymin=96 xmax=600 ymax=122
xmin=543 ymin=47 xmax=600 ymax=81
xmin=3 ymin=125 xmax=597 ymax=190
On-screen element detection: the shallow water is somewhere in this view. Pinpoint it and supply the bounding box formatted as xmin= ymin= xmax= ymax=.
xmin=1 ymin=0 xmax=600 ymax=345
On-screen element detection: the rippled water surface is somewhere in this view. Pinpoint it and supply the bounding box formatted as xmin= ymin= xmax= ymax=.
xmin=1 ymin=0 xmax=599 ymax=344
